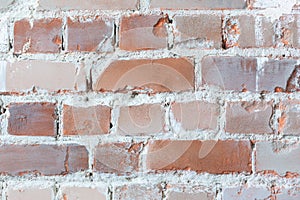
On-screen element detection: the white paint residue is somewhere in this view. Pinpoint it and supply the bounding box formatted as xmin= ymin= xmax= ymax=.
xmin=0 ymin=61 xmax=6 ymax=91
xmin=260 ymin=0 xmax=297 ymax=22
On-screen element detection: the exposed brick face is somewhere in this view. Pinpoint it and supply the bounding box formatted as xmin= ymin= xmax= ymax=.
xmin=171 ymin=101 xmax=219 ymax=131
xmin=61 ymin=187 xmax=107 ymax=200
xmin=281 ymin=101 xmax=300 ymax=135
xmin=63 ymin=105 xmax=111 ymax=135
xmin=94 ymin=142 xmax=143 ymax=174
xmin=95 ymin=58 xmax=194 ymax=92
xmin=7 ymin=188 xmax=53 ymax=200
xmin=174 ymin=15 xmax=222 ymax=49
xmin=39 ymin=0 xmax=138 ymax=10
xmin=0 ymin=144 xmax=88 ymax=175
xmin=256 ymin=142 xmax=300 ymax=175
xmin=14 ymin=18 xmax=62 ymax=54
xmin=8 ymin=103 xmax=57 ymax=136
xmin=120 ymin=15 xmax=168 ymax=51
xmin=150 ymin=0 xmax=247 ymax=9
xmin=1 ymin=61 xmax=85 ymax=92
xmin=67 ymin=17 xmax=114 ymax=52
xmin=225 ymin=101 xmax=273 ymax=134
xmin=146 ymin=140 xmax=252 ymax=174
xmin=118 ymin=104 xmax=164 ymax=136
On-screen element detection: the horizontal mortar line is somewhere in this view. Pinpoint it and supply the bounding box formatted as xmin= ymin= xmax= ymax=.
xmin=0 ymin=172 xmax=298 ymax=186
xmin=0 ymin=90 xmax=299 ymax=104
xmin=0 ymin=48 xmax=300 ymax=61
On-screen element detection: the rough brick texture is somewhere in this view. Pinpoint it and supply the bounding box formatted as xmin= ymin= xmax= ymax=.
xmin=118 ymin=104 xmax=164 ymax=136
xmin=1 ymin=0 xmax=300 ymax=199
xmin=0 ymin=61 xmax=85 ymax=92
xmin=120 ymin=15 xmax=168 ymax=51
xmin=63 ymin=105 xmax=111 ymax=135
xmin=14 ymin=18 xmax=62 ymax=54
xmin=67 ymin=17 xmax=114 ymax=52
xmin=8 ymin=103 xmax=57 ymax=136
xmin=0 ymin=145 xmax=88 ymax=175
xmin=146 ymin=140 xmax=252 ymax=174
xmin=95 ymin=58 xmax=194 ymax=92
xmin=94 ymin=142 xmax=143 ymax=174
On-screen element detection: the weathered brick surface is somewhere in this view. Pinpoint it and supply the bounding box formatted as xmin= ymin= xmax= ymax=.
xmin=280 ymin=15 xmax=300 ymax=48
xmin=8 ymin=103 xmax=57 ymax=136
xmin=223 ymin=187 xmax=271 ymax=200
xmin=256 ymin=142 xmax=300 ymax=175
xmin=67 ymin=17 xmax=114 ymax=52
xmin=39 ymin=0 xmax=138 ymax=10
xmin=1 ymin=61 xmax=85 ymax=92
xmin=63 ymin=105 xmax=111 ymax=135
xmin=0 ymin=145 xmax=88 ymax=175
xmin=226 ymin=101 xmax=273 ymax=134
xmin=174 ymin=15 xmax=222 ymax=49
xmin=14 ymin=18 xmax=62 ymax=53
xmin=95 ymin=58 xmax=194 ymax=92
xmin=7 ymin=188 xmax=53 ymax=200
xmin=61 ymin=187 xmax=107 ymax=200
xmin=171 ymin=101 xmax=219 ymax=131
xmin=120 ymin=15 xmax=168 ymax=51
xmin=281 ymin=101 xmax=300 ymax=135
xmin=146 ymin=140 xmax=252 ymax=173
xmin=150 ymin=0 xmax=247 ymax=9
xmin=114 ymin=184 xmax=162 ymax=200
xmin=118 ymin=104 xmax=164 ymax=136
xmin=94 ymin=142 xmax=143 ymax=174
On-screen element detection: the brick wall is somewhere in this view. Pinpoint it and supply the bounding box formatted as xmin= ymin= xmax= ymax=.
xmin=0 ymin=0 xmax=300 ymax=199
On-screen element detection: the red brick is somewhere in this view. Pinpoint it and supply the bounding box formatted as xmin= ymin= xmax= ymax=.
xmin=0 ymin=0 xmax=13 ymax=8
xmin=223 ymin=187 xmax=270 ymax=200
xmin=7 ymin=188 xmax=53 ymax=200
xmin=95 ymin=58 xmax=194 ymax=92
xmin=258 ymin=59 xmax=297 ymax=91
xmin=8 ymin=103 xmax=57 ymax=136
xmin=39 ymin=0 xmax=137 ymax=10
xmin=171 ymin=101 xmax=219 ymax=131
xmin=0 ymin=144 xmax=88 ymax=175
xmin=63 ymin=105 xmax=111 ymax=136
xmin=14 ymin=18 xmax=62 ymax=54
xmin=118 ymin=104 xmax=164 ymax=136
xmin=256 ymin=141 xmax=300 ymax=175
xmin=114 ymin=184 xmax=162 ymax=200
xmin=61 ymin=187 xmax=107 ymax=200
xmin=202 ymin=56 xmax=257 ymax=91
xmin=223 ymin=15 xmax=275 ymax=48
xmin=281 ymin=101 xmax=300 ymax=135
xmin=280 ymin=15 xmax=300 ymax=48
xmin=94 ymin=142 xmax=143 ymax=174
xmin=226 ymin=101 xmax=273 ymax=134
xmin=1 ymin=61 xmax=85 ymax=92
xmin=146 ymin=140 xmax=252 ymax=174
xmin=67 ymin=17 xmax=114 ymax=52
xmin=174 ymin=15 xmax=222 ymax=49
xmin=120 ymin=15 xmax=168 ymax=51
xmin=150 ymin=0 xmax=247 ymax=9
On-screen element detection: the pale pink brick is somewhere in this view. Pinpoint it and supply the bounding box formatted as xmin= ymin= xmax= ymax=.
xmin=223 ymin=187 xmax=271 ymax=200
xmin=61 ymin=187 xmax=107 ymax=200
xmin=150 ymin=0 xmax=247 ymax=9
xmin=7 ymin=188 xmax=53 ymax=200
xmin=118 ymin=104 xmax=164 ymax=136
xmin=256 ymin=142 xmax=300 ymax=175
xmin=166 ymin=191 xmax=213 ymax=200
xmin=39 ymin=0 xmax=137 ymax=10
xmin=171 ymin=101 xmax=219 ymax=131
xmin=0 ymin=61 xmax=85 ymax=92
xmin=281 ymin=101 xmax=300 ymax=135
xmin=226 ymin=101 xmax=273 ymax=134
